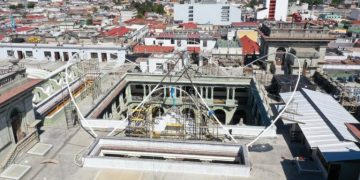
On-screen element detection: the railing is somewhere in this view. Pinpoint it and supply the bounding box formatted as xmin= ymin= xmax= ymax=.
xmin=1 ymin=130 xmax=39 ymax=169
xmin=0 ymin=68 xmax=26 ymax=88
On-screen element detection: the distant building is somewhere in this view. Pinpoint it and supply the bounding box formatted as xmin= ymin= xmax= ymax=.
xmin=144 ymin=30 xmax=219 ymax=53
xmin=349 ymin=8 xmax=360 ymax=20
xmin=173 ymin=0 xmax=242 ymax=26
xmin=0 ymin=43 xmax=127 ymax=63
xmin=256 ymin=0 xmax=288 ymax=21
xmin=258 ymin=21 xmax=335 ymax=75
xmin=318 ymin=13 xmax=342 ymax=22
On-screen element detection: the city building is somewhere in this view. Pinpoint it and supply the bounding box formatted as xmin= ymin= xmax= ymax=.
xmin=258 ymin=21 xmax=336 ymax=75
xmin=256 ymin=0 xmax=288 ymax=21
xmin=174 ymin=0 xmax=242 ymax=26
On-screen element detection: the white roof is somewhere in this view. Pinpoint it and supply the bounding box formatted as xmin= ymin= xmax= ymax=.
xmin=280 ymin=89 xmax=360 ymax=161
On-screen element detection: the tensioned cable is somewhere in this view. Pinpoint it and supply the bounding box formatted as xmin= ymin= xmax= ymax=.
xmin=244 ymin=52 xmax=301 ymax=147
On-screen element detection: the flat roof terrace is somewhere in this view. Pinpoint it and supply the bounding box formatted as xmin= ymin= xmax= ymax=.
xmin=83 ymin=137 xmax=251 ymax=178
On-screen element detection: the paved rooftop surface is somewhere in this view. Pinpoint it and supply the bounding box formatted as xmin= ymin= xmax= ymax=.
xmin=6 ymin=117 xmax=324 ymax=180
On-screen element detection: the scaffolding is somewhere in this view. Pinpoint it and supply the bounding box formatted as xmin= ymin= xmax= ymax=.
xmin=76 ymin=60 xmax=102 ymax=103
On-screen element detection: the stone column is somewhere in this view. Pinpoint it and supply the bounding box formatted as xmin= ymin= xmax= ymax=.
xmin=226 ymin=87 xmax=230 ymax=100
xmin=232 ymin=88 xmax=235 ymax=100
xmin=179 ymin=86 xmax=182 ymax=98
xmin=211 ymin=87 xmax=214 ymax=100
xmin=200 ymin=86 xmax=203 ymax=98
xmin=163 ymin=86 xmax=166 ymax=98
xmin=205 ymin=87 xmax=208 ymax=99
xmin=143 ymin=85 xmax=146 ymax=97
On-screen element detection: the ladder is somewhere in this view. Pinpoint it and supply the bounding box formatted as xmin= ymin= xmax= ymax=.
xmin=64 ymin=102 xmax=76 ymax=129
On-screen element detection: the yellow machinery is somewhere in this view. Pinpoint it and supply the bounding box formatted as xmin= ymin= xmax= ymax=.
xmin=28 ymin=36 xmax=41 ymax=43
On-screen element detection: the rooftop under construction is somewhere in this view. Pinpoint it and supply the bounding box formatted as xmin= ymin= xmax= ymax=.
xmin=0 ymin=48 xmax=359 ymax=180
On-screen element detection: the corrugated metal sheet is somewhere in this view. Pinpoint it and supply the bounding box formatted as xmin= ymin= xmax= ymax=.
xmin=279 ymin=89 xmax=360 ymax=162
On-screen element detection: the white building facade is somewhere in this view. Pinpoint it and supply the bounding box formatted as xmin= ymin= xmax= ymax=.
xmin=174 ymin=3 xmax=241 ymax=25
xmin=256 ymin=0 xmax=288 ymax=21
xmin=0 ymin=43 xmax=127 ymax=63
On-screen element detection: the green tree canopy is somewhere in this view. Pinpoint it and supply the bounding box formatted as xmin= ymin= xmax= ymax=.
xmin=131 ymin=1 xmax=165 ymax=18
xmin=9 ymin=5 xmax=16 ymax=10
xmin=27 ymin=3 xmax=35 ymax=9
xmin=17 ymin=3 xmax=24 ymax=9
xmin=246 ymin=0 xmax=258 ymax=8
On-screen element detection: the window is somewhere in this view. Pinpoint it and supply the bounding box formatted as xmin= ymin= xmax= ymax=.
xmin=153 ymin=40 xmax=156 ymax=45
xmin=171 ymin=39 xmax=174 ymax=44
xmin=189 ymin=18 xmax=193 ymax=21
xmin=156 ymin=63 xmax=163 ymax=71
xmin=187 ymin=38 xmax=200 ymax=44
xmin=26 ymin=51 xmax=33 ymax=57
xmin=177 ymin=40 xmax=182 ymax=47
xmin=90 ymin=52 xmax=98 ymax=59
xmin=7 ymin=50 xmax=14 ymax=56
xmin=189 ymin=14 xmax=193 ymax=17
xmin=44 ymin=51 xmax=51 ymax=58
xmin=203 ymin=40 xmax=207 ymax=47
xmin=110 ymin=53 xmax=118 ymax=59
xmin=189 ymin=6 xmax=193 ymax=9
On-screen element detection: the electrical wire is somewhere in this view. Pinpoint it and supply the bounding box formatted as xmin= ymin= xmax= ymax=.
xmin=181 ymin=57 xmax=238 ymax=143
xmin=65 ymin=61 xmax=98 ymax=138
xmin=245 ymin=52 xmax=301 ymax=147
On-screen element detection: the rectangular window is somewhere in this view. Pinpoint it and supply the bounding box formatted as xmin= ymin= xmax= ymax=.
xmin=26 ymin=51 xmax=33 ymax=57
xmin=171 ymin=39 xmax=174 ymax=44
xmin=187 ymin=39 xmax=200 ymax=44
xmin=44 ymin=51 xmax=51 ymax=58
xmin=156 ymin=63 xmax=163 ymax=71
xmin=203 ymin=40 xmax=207 ymax=47
xmin=91 ymin=52 xmax=98 ymax=59
xmin=177 ymin=40 xmax=182 ymax=47
xmin=189 ymin=6 xmax=193 ymax=9
xmin=110 ymin=53 xmax=118 ymax=59
xmin=7 ymin=50 xmax=14 ymax=56
xmin=189 ymin=18 xmax=193 ymax=21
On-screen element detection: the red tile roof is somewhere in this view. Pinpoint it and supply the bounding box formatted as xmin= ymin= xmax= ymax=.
xmin=104 ymin=26 xmax=129 ymax=37
xmin=124 ymin=18 xmax=166 ymax=30
xmin=181 ymin=22 xmax=197 ymax=29
xmin=0 ymin=78 xmax=42 ymax=106
xmin=0 ymin=35 xmax=4 ymax=41
xmin=26 ymin=15 xmax=46 ymax=19
xmin=149 ymin=23 xmax=167 ymax=30
xmin=231 ymin=22 xmax=258 ymax=27
xmin=7 ymin=27 xmax=34 ymax=33
xmin=187 ymin=47 xmax=200 ymax=54
xmin=345 ymin=123 xmax=360 ymax=140
xmin=133 ymin=45 xmax=174 ymax=53
xmin=158 ymin=32 xmax=175 ymax=38
xmin=240 ymin=35 xmax=259 ymax=55
xmin=187 ymin=32 xmax=200 ymax=39
xmin=352 ymin=20 xmax=360 ymax=25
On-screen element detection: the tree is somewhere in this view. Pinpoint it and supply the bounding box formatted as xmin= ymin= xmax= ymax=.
xmin=27 ymin=3 xmax=35 ymax=9
xmin=17 ymin=3 xmax=24 ymax=9
xmin=113 ymin=0 xmax=122 ymax=5
xmin=131 ymin=1 xmax=165 ymax=18
xmin=9 ymin=5 xmax=16 ymax=10
xmin=92 ymin=7 xmax=98 ymax=13
xmin=86 ymin=18 xmax=93 ymax=25
xmin=300 ymin=0 xmax=323 ymax=5
xmin=246 ymin=0 xmax=258 ymax=8
xmin=103 ymin=6 xmax=110 ymax=11
xmin=331 ymin=0 xmax=341 ymax=6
